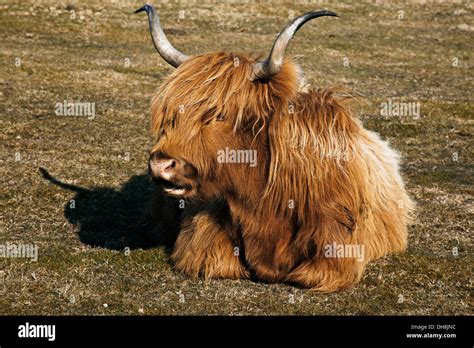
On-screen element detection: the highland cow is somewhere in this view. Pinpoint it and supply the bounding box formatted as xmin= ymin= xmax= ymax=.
xmin=136 ymin=5 xmax=414 ymax=291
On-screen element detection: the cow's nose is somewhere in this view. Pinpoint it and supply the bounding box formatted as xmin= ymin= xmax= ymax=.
xmin=149 ymin=154 xmax=177 ymax=181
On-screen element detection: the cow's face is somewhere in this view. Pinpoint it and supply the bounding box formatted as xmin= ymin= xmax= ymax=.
xmin=148 ymin=110 xmax=251 ymax=200
xmin=149 ymin=53 xmax=294 ymax=200
xmin=149 ymin=112 xmax=257 ymax=200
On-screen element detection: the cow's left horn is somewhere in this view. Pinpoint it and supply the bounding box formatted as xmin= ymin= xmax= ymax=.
xmin=135 ymin=4 xmax=189 ymax=68
xmin=250 ymin=10 xmax=338 ymax=81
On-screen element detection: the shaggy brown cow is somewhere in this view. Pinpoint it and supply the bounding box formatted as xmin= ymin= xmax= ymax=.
xmin=136 ymin=5 xmax=414 ymax=291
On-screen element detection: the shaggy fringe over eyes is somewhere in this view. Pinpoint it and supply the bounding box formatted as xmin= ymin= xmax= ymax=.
xmin=151 ymin=52 xmax=300 ymax=137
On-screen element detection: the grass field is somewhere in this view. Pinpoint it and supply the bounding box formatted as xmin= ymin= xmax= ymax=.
xmin=1 ymin=0 xmax=472 ymax=315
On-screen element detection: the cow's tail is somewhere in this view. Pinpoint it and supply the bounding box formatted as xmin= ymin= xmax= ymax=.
xmin=39 ymin=167 xmax=87 ymax=193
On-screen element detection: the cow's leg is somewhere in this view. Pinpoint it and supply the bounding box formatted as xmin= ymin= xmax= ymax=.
xmin=285 ymin=256 xmax=366 ymax=292
xmin=241 ymin=220 xmax=297 ymax=284
xmin=285 ymin=218 xmax=367 ymax=292
xmin=171 ymin=210 xmax=249 ymax=280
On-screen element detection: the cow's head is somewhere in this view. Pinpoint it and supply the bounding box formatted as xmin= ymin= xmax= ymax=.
xmin=136 ymin=5 xmax=337 ymax=200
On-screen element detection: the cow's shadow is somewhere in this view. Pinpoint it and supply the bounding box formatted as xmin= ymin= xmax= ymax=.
xmin=39 ymin=168 xmax=171 ymax=250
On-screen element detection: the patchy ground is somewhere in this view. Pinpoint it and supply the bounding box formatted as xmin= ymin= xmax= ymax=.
xmin=0 ymin=0 xmax=472 ymax=315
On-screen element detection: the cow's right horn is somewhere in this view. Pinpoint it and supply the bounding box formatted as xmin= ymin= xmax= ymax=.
xmin=250 ymin=10 xmax=338 ymax=81
xmin=135 ymin=4 xmax=189 ymax=68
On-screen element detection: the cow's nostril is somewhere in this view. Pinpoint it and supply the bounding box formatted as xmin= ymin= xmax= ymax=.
xmin=165 ymin=160 xmax=176 ymax=171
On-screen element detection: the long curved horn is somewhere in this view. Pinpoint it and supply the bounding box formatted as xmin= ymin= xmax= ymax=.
xmin=250 ymin=10 xmax=338 ymax=81
xmin=135 ymin=4 xmax=189 ymax=68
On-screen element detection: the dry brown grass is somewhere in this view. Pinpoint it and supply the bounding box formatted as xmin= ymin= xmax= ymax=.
xmin=0 ymin=0 xmax=472 ymax=315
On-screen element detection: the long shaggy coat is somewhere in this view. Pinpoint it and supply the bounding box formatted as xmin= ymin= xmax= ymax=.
xmin=150 ymin=52 xmax=414 ymax=291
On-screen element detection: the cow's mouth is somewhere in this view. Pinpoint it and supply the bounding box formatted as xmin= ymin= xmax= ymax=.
xmin=156 ymin=178 xmax=193 ymax=197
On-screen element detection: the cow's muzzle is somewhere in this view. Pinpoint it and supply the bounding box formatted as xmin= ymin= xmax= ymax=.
xmin=149 ymin=152 xmax=196 ymax=197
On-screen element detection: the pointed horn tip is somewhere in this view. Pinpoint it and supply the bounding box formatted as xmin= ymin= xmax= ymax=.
xmin=134 ymin=4 xmax=151 ymax=14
